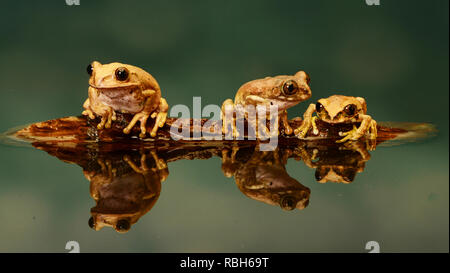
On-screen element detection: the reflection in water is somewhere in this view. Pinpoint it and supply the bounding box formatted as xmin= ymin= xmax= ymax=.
xmin=3 ymin=137 xmax=377 ymax=232
xmin=221 ymin=147 xmax=310 ymax=211
xmin=85 ymin=151 xmax=168 ymax=232
xmin=296 ymin=141 xmax=372 ymax=184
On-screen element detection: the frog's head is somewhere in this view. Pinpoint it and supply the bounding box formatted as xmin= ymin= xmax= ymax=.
xmin=315 ymin=95 xmax=367 ymax=123
xmin=269 ymin=70 xmax=311 ymax=110
xmin=88 ymin=214 xmax=133 ymax=233
xmin=87 ymin=61 xmax=145 ymax=90
xmin=239 ymin=70 xmax=312 ymax=111
xmin=315 ymin=165 xmax=358 ymax=184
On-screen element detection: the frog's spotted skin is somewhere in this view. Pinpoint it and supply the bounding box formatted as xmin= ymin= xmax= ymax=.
xmin=82 ymin=61 xmax=168 ymax=138
xmin=221 ymin=70 xmax=312 ymax=138
xmin=294 ymin=95 xmax=377 ymax=144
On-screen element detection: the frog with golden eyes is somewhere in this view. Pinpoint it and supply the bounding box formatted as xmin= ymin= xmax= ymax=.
xmin=82 ymin=61 xmax=168 ymax=138
xmin=221 ymin=71 xmax=312 ymax=138
xmin=294 ymin=95 xmax=377 ymax=143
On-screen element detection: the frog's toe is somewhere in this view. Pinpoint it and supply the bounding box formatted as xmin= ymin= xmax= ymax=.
xmin=82 ymin=110 xmax=95 ymax=120
xmin=284 ymin=125 xmax=293 ymax=135
xmin=294 ymin=127 xmax=308 ymax=138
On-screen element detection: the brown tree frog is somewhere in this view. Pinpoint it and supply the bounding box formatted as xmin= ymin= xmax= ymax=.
xmin=221 ymin=71 xmax=312 ymax=137
xmin=294 ymin=95 xmax=377 ymax=143
xmin=82 ymin=61 xmax=168 ymax=138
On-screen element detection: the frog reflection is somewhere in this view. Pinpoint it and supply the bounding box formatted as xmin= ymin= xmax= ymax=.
xmin=221 ymin=146 xmax=310 ymax=211
xmin=295 ymin=141 xmax=371 ymax=183
xmin=84 ymin=150 xmax=168 ymax=233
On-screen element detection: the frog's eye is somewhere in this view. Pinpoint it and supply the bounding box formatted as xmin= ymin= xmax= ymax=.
xmin=344 ymin=104 xmax=357 ymax=116
xmin=88 ymin=216 xmax=95 ymax=229
xmin=86 ymin=64 xmax=93 ymax=76
xmin=282 ymin=80 xmax=299 ymax=95
xmin=316 ymin=102 xmax=324 ymax=112
xmin=115 ymin=67 xmax=129 ymax=81
xmin=115 ymin=219 xmax=130 ymax=232
xmin=280 ymin=195 xmax=297 ymax=211
xmin=305 ymin=73 xmax=311 ymax=85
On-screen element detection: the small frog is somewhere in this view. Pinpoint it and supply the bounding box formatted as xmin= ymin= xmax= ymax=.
xmin=295 ymin=141 xmax=371 ymax=183
xmin=85 ymin=151 xmax=167 ymax=233
xmin=221 ymin=71 xmax=311 ymax=137
xmin=82 ymin=61 xmax=168 ymax=138
xmin=221 ymin=147 xmax=310 ymax=211
xmin=294 ymin=95 xmax=377 ymax=143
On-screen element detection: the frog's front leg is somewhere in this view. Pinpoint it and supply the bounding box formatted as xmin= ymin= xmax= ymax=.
xmin=294 ymin=103 xmax=317 ymax=138
xmin=337 ymin=114 xmax=376 ymax=143
xmin=150 ymin=98 xmax=168 ymax=137
xmin=97 ymin=158 xmax=116 ymax=182
xmin=280 ymin=110 xmax=293 ymax=135
xmin=221 ymin=99 xmax=239 ymax=138
xmin=123 ymin=91 xmax=165 ymax=138
xmin=83 ymin=87 xmax=116 ymax=129
xmin=245 ymin=96 xmax=274 ymax=138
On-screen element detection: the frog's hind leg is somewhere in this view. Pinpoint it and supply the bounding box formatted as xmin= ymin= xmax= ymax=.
xmin=82 ymin=98 xmax=96 ymax=119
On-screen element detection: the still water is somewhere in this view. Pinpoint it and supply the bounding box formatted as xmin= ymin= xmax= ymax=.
xmin=0 ymin=120 xmax=447 ymax=253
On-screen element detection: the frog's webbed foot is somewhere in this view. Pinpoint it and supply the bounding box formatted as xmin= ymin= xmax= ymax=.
xmin=123 ymin=112 xmax=150 ymax=137
xmin=94 ymin=107 xmax=115 ymax=130
xmin=150 ymin=111 xmax=167 ymax=138
xmin=294 ymin=103 xmax=317 ymax=138
xmin=337 ymin=115 xmax=376 ymax=143
xmin=149 ymin=98 xmax=169 ymax=137
xmin=337 ymin=124 xmax=359 ymax=143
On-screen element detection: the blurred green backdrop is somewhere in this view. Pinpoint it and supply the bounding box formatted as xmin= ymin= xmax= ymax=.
xmin=0 ymin=0 xmax=448 ymax=252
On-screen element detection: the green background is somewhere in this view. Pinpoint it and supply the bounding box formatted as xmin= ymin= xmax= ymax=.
xmin=0 ymin=0 xmax=448 ymax=252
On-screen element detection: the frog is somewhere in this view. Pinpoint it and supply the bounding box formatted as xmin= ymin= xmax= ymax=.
xmin=85 ymin=150 xmax=168 ymax=233
xmin=82 ymin=61 xmax=169 ymax=138
xmin=221 ymin=70 xmax=312 ymax=138
xmin=295 ymin=141 xmax=371 ymax=183
xmin=294 ymin=95 xmax=377 ymax=143
xmin=221 ymin=146 xmax=310 ymax=211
